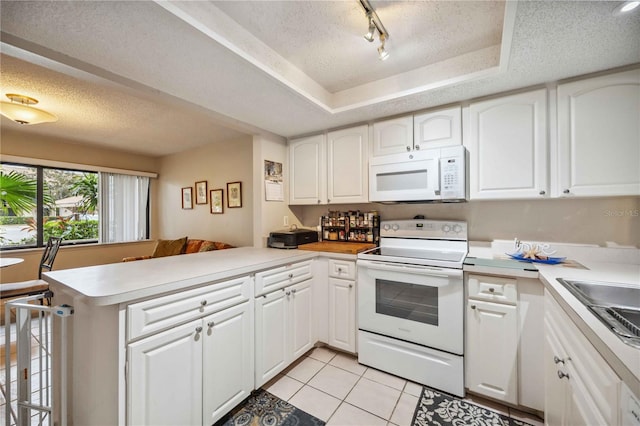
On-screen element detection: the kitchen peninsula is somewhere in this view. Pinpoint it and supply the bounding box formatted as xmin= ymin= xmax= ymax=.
xmin=45 ymin=247 xmax=316 ymax=425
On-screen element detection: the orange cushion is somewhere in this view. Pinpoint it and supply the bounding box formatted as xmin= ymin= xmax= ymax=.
xmin=185 ymin=239 xmax=205 ymax=254
xmin=151 ymin=237 xmax=188 ymax=258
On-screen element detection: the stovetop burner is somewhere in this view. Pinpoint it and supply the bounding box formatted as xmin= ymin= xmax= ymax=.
xmin=357 ymin=219 xmax=468 ymax=269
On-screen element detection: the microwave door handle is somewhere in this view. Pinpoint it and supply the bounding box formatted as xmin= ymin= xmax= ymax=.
xmin=434 ymin=158 xmax=441 ymax=195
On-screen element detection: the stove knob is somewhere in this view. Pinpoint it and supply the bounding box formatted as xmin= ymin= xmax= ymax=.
xmin=391 ymin=224 xmax=400 ymax=231
xmin=383 ymin=224 xmax=390 ymax=231
xmin=442 ymin=225 xmax=451 ymax=233
xmin=453 ymin=224 xmax=462 ymax=233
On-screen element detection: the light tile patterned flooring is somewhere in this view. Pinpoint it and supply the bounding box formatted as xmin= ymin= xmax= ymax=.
xmin=263 ymin=346 xmax=544 ymax=426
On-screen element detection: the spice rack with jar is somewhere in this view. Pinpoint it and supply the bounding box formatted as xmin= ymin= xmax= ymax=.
xmin=321 ymin=211 xmax=379 ymax=244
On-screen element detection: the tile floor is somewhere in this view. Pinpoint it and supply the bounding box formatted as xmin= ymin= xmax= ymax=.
xmin=263 ymin=346 xmax=544 ymax=426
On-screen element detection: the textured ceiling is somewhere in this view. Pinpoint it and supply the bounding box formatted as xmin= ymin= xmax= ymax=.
xmin=0 ymin=1 xmax=639 ymax=157
xmin=212 ymin=0 xmax=505 ymax=93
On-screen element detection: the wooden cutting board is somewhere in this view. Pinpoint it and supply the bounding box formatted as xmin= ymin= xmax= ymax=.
xmin=297 ymin=241 xmax=376 ymax=255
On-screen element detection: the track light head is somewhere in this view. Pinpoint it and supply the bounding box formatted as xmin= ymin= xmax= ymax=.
xmin=364 ymin=13 xmax=376 ymax=42
xmin=378 ymin=33 xmax=389 ymax=60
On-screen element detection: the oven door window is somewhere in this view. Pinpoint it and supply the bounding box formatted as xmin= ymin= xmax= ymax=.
xmin=375 ymin=279 xmax=438 ymax=326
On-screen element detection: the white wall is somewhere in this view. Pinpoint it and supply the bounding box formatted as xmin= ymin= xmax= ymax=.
xmin=252 ymin=133 xmax=302 ymax=247
xmin=156 ymin=136 xmax=254 ymax=247
xmin=292 ymin=196 xmax=640 ymax=247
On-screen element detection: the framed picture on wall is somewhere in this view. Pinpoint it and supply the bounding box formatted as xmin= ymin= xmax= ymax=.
xmin=181 ymin=187 xmax=193 ymax=209
xmin=210 ymin=189 xmax=223 ymax=214
xmin=195 ymin=181 xmax=208 ymax=205
xmin=227 ymin=181 xmax=242 ymax=208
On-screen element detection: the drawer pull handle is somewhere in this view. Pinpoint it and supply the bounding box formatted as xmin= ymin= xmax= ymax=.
xmin=286 ymin=291 xmax=291 ymax=296
xmin=471 ymin=305 xmax=477 ymax=310
xmin=488 ymin=288 xmax=495 ymax=293
xmin=292 ymin=289 xmax=297 ymax=294
xmin=557 ymin=370 xmax=570 ymax=380
xmin=553 ymin=356 xmax=565 ymax=365
xmin=200 ymin=300 xmax=208 ymax=307
xmin=207 ymin=321 xmax=215 ymax=328
xmin=288 ymin=273 xmax=294 ymax=279
xmin=337 ymin=268 xmax=343 ymax=272
xmin=563 ymin=189 xmax=570 ymax=194
xmin=539 ymin=190 xmax=546 ymax=195
xmin=349 ymin=284 xmax=353 ymax=288
xmin=195 ymin=326 xmax=203 ymax=333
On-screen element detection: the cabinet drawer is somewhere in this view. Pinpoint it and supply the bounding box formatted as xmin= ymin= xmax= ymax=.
xmin=468 ymin=274 xmax=517 ymax=304
xmin=254 ymin=260 xmax=312 ymax=296
xmin=127 ymin=276 xmax=251 ymax=341
xmin=328 ymin=259 xmax=356 ymax=280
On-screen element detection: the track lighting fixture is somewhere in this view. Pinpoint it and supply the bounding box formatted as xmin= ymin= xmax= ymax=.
xmin=378 ymin=33 xmax=389 ymax=61
xmin=360 ymin=0 xmax=390 ymax=60
xmin=364 ymin=13 xmax=376 ymax=42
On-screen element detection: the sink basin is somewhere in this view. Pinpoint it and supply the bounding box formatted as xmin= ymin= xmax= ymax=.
xmin=558 ymin=279 xmax=640 ymax=309
xmin=557 ymin=278 xmax=640 ymax=348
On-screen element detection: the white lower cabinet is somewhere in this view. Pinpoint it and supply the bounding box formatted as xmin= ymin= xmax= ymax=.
xmin=128 ymin=300 xmax=253 ymax=425
xmin=202 ymin=301 xmax=254 ymax=425
xmin=544 ymin=290 xmax=620 ymax=426
xmin=128 ymin=319 xmax=203 ymax=426
xmin=255 ymin=279 xmax=314 ymax=387
xmin=327 ymin=258 xmax=357 ymax=353
xmin=466 ymin=299 xmax=518 ymax=404
xmin=465 ymin=274 xmax=544 ymax=411
xmin=328 ymin=277 xmax=356 ymax=353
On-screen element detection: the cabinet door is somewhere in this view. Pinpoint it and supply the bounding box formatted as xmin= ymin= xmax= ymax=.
xmin=466 ymin=300 xmax=518 ymax=404
xmin=128 ymin=319 xmax=202 ymax=426
xmin=467 ymin=89 xmax=548 ymax=199
xmin=203 ymin=301 xmax=254 ymax=425
xmin=254 ymin=289 xmax=288 ymax=387
xmin=372 ymin=116 xmax=414 ymax=156
xmin=544 ymin=314 xmax=568 ymax=426
xmin=557 ymin=69 xmax=640 ymax=197
xmin=327 ymin=125 xmax=369 ymax=204
xmin=289 ymin=134 xmax=326 ymax=205
xmin=328 ymin=277 xmax=356 ymax=353
xmin=414 ymin=106 xmax=462 ymax=149
xmin=289 ymin=279 xmax=314 ymax=359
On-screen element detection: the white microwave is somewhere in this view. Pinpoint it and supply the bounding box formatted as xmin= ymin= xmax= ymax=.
xmin=369 ymin=145 xmax=468 ymax=202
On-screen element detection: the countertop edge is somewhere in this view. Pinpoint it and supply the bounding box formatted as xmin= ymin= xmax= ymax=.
xmin=45 ymin=248 xmax=317 ymax=306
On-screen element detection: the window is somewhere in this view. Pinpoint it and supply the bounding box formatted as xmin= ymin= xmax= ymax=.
xmin=0 ymin=162 xmax=149 ymax=250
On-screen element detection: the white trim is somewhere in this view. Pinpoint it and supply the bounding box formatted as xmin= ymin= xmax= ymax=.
xmin=0 ymin=155 xmax=158 ymax=178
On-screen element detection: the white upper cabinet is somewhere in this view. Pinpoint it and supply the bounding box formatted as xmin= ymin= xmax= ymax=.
xmin=327 ymin=125 xmax=369 ymax=204
xmin=289 ymin=134 xmax=326 ymax=205
xmin=467 ymin=89 xmax=548 ymax=199
xmin=289 ymin=126 xmax=368 ymax=205
xmin=372 ymin=116 xmax=413 ymax=156
xmin=556 ymin=69 xmax=640 ymax=197
xmin=414 ymin=106 xmax=462 ymax=149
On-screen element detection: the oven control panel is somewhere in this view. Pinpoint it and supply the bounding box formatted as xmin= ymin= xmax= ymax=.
xmin=380 ymin=219 xmax=467 ymax=240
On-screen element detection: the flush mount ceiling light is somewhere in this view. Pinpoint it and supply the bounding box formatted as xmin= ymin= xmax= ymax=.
xmin=0 ymin=93 xmax=58 ymax=125
xmin=360 ymin=0 xmax=390 ymax=60
xmin=613 ymin=1 xmax=640 ymax=15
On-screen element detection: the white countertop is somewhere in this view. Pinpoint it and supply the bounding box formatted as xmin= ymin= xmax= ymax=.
xmin=536 ymin=260 xmax=640 ymax=397
xmin=43 ymin=247 xmax=315 ymax=306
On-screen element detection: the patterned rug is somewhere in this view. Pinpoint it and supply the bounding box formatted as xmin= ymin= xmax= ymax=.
xmin=215 ymin=389 xmax=325 ymax=426
xmin=412 ymin=387 xmax=533 ymax=426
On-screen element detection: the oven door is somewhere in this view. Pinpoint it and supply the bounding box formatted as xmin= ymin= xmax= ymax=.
xmin=357 ymin=259 xmax=463 ymax=355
